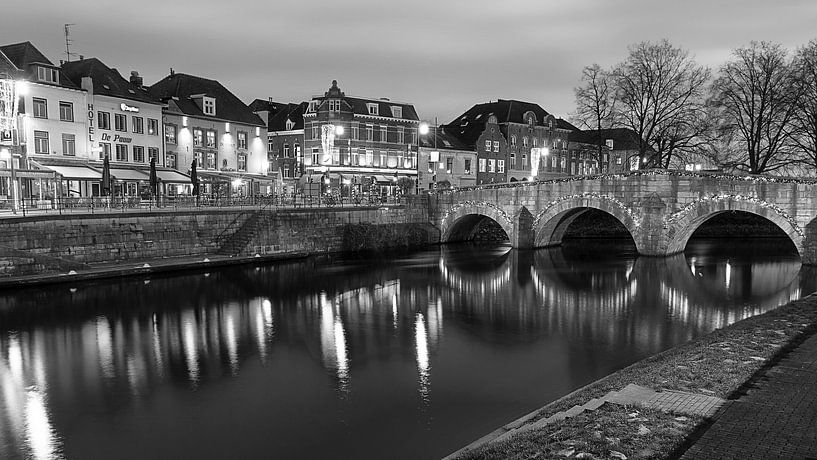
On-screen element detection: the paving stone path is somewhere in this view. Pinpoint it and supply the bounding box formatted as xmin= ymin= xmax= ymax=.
xmin=679 ymin=332 xmax=817 ymax=460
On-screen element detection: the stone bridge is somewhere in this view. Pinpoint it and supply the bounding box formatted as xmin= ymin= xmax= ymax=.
xmin=427 ymin=170 xmax=817 ymax=264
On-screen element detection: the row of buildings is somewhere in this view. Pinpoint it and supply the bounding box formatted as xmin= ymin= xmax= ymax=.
xmin=0 ymin=41 xmax=644 ymax=202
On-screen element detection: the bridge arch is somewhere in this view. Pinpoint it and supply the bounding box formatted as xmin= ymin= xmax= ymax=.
xmin=664 ymin=195 xmax=804 ymax=256
xmin=532 ymin=194 xmax=642 ymax=250
xmin=440 ymin=201 xmax=516 ymax=245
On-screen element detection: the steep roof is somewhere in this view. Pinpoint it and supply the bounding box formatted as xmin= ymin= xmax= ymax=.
xmin=61 ymin=58 xmax=158 ymax=104
xmin=420 ymin=126 xmax=472 ymax=151
xmin=148 ymin=73 xmax=265 ymax=127
xmin=443 ymin=99 xmax=559 ymax=148
xmin=569 ymin=128 xmax=646 ymax=151
xmin=309 ymin=80 xmax=419 ymax=121
xmin=248 ymin=98 xmax=287 ymax=114
xmin=268 ymin=102 xmax=307 ymax=132
xmin=0 ymin=41 xmax=80 ymax=89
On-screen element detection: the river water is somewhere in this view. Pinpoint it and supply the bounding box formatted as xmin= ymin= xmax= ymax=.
xmin=0 ymin=238 xmax=812 ymax=459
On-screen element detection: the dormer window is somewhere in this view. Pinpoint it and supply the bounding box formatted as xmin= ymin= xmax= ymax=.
xmin=37 ymin=66 xmax=58 ymax=84
xmin=328 ymin=99 xmax=341 ymax=112
xmin=203 ymin=97 xmax=216 ymax=116
xmin=367 ymin=103 xmax=379 ymax=116
xmin=391 ymin=106 xmax=402 ymax=118
xmin=526 ymin=112 xmax=536 ymax=126
xmin=487 ymin=115 xmax=498 ymax=124
xmin=286 ymin=119 xmax=295 ymax=130
xmin=307 ymin=100 xmax=318 ymax=113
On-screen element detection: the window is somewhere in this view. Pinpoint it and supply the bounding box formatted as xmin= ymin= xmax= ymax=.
xmin=616 ymin=156 xmax=622 ymax=165
xmin=484 ymin=140 xmax=491 ymax=151
xmin=511 ymin=134 xmax=517 ymax=146
xmin=195 ymin=151 xmax=203 ymax=168
xmin=533 ymin=138 xmax=538 ymax=147
xmin=351 ymin=124 xmax=359 ymax=140
xmin=61 ymin=134 xmax=75 ymax=156
xmin=98 ymin=111 xmax=111 ymax=130
xmin=367 ymin=103 xmax=379 ymax=116
xmin=206 ymin=130 xmax=216 ymax=148
xmin=328 ymin=99 xmax=341 ymax=112
xmin=397 ymin=127 xmax=404 ymax=144
xmin=497 ymin=159 xmax=505 ymax=173
xmin=366 ymin=125 xmax=373 ymax=141
xmin=365 ymin=149 xmax=374 ymax=166
xmin=237 ymin=154 xmax=247 ymax=171
xmin=166 ymin=153 xmax=176 ymax=169
xmin=391 ymin=106 xmax=402 ymax=118
xmin=464 ymin=159 xmax=471 ymax=174
xmin=284 ymin=143 xmax=290 ymax=157
xmin=165 ymin=124 xmax=177 ymax=144
xmin=488 ymin=159 xmax=495 ymax=173
xmin=312 ymin=125 xmax=320 ymax=139
xmin=203 ymin=97 xmax=216 ymax=116
xmin=206 ymin=152 xmax=216 ymax=169
xmin=380 ymin=126 xmax=387 ymax=142
xmin=493 ymin=141 xmax=499 ymax=152
xmin=148 ymin=147 xmax=159 ymax=163
xmin=148 ymin=118 xmax=159 ymax=135
xmin=133 ymin=146 xmax=145 ymax=162
xmin=446 ymin=157 xmax=453 ymax=174
xmin=100 ymin=142 xmax=111 ymax=160
xmin=268 ymin=138 xmax=273 ymax=152
xmin=115 ymin=114 xmax=127 ymax=132
xmin=478 ymin=158 xmax=486 ymax=172
xmin=59 ymin=102 xmax=73 ymax=122
xmin=427 ymin=161 xmax=434 ymax=173
xmin=116 ymin=144 xmax=128 ymax=161
xmin=286 ymin=119 xmax=295 ymax=130
xmin=132 ymin=116 xmax=144 ymax=134
xmin=523 ymin=136 xmax=528 ymax=147
xmin=37 ymin=66 xmax=58 ymax=83
xmin=237 ymin=131 xmax=247 ymax=149
xmin=34 ymin=131 xmax=49 ymax=154
xmin=33 ymin=98 xmax=47 ymax=118
xmin=193 ymin=129 xmax=203 ymax=146
xmin=294 ymin=143 xmax=301 ymax=158
xmin=311 ymin=147 xmax=320 ymax=165
xmin=307 ymin=100 xmax=318 ymax=113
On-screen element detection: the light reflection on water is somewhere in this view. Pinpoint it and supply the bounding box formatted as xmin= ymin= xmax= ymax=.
xmin=0 ymin=238 xmax=812 ymax=459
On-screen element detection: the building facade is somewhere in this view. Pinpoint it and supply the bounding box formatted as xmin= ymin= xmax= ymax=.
xmin=264 ymin=101 xmax=306 ymax=196
xmin=301 ymin=80 xmax=419 ymax=197
xmin=417 ymin=126 xmax=476 ymax=191
xmin=149 ymin=72 xmax=268 ymax=196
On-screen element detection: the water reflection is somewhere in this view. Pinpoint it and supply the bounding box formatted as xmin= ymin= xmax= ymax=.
xmin=0 ymin=239 xmax=812 ymax=459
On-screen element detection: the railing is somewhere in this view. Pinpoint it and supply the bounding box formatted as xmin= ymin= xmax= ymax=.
xmin=0 ymin=194 xmax=407 ymax=217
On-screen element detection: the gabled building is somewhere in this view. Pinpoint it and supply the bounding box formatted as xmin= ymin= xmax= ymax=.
xmin=445 ymin=100 xmax=598 ymax=184
xmin=569 ymin=128 xmax=645 ymax=172
xmin=265 ymin=102 xmax=307 ymax=195
xmin=418 ymin=126 xmax=476 ymax=191
xmin=149 ymin=72 xmax=268 ymax=196
xmin=302 ymin=80 xmax=420 ymax=197
xmin=61 ymin=58 xmax=169 ymax=196
xmin=0 ymin=41 xmax=89 ymax=199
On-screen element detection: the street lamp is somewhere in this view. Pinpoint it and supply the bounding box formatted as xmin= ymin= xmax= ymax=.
xmin=0 ymin=76 xmax=26 ymax=214
xmin=419 ymin=118 xmax=439 ymax=192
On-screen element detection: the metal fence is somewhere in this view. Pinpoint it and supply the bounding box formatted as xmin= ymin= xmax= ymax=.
xmin=0 ymin=194 xmax=408 ymax=217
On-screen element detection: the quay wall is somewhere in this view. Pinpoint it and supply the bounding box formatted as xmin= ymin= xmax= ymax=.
xmin=0 ymin=200 xmax=436 ymax=276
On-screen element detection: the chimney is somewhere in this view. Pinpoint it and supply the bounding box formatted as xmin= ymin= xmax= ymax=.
xmin=170 ymin=67 xmax=175 ymax=76
xmin=130 ymin=70 xmax=143 ymax=87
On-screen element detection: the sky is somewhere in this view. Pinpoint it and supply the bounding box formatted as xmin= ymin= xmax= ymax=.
xmin=2 ymin=0 xmax=815 ymax=124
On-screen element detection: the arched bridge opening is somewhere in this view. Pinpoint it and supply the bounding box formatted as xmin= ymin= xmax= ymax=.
xmin=443 ymin=214 xmax=510 ymax=244
xmin=533 ymin=197 xmax=641 ymax=253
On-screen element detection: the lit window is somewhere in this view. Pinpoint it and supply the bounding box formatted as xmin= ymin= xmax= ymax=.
xmin=498 ymin=159 xmax=505 ymax=173
xmin=195 ymin=151 xmax=203 ymax=168
xmin=193 ymin=129 xmax=203 ymax=146
xmin=464 ymin=159 xmax=471 ymax=174
xmin=34 ymin=131 xmax=49 ymax=154
xmin=493 ymin=141 xmax=499 ymax=152
xmin=238 ymin=132 xmax=247 ymax=149
xmin=166 ymin=153 xmax=176 ymax=169
xmin=59 ymin=102 xmax=73 ymax=122
xmin=488 ymin=159 xmax=495 ymax=173
xmin=284 ymin=143 xmax=290 ymax=157
xmin=312 ymin=125 xmax=320 ymax=139
xmin=523 ymin=136 xmax=528 ymax=147
xmin=33 ymin=98 xmax=47 ymax=118
xmin=307 ymin=100 xmax=318 ymax=113
xmin=206 ymin=152 xmax=216 ymax=169
xmin=133 ymin=145 xmax=145 ymax=162
xmin=511 ymin=134 xmax=516 ymax=146
xmin=294 ymin=143 xmax=301 ymax=158
xmin=446 ymin=157 xmax=453 ymax=174
xmin=98 ymin=112 xmax=111 ymax=130
xmin=206 ymin=130 xmax=216 ymax=148
xmin=484 ymin=140 xmax=491 ymax=151
xmin=148 ymin=118 xmax=159 ymax=135
xmin=478 ymin=158 xmax=486 ymax=172
xmin=165 ymin=124 xmax=177 ymax=144
xmin=238 ymin=154 xmax=247 ymax=171
xmin=61 ymin=133 xmax=75 ymax=156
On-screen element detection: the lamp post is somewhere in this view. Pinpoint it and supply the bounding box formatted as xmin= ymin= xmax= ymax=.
xmin=0 ymin=148 xmax=16 ymax=214
xmin=1 ymin=76 xmax=27 ymax=214
xmin=419 ymin=117 xmax=439 ymax=192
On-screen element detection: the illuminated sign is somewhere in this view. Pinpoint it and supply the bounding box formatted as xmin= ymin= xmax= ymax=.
xmin=120 ymin=103 xmax=139 ymax=113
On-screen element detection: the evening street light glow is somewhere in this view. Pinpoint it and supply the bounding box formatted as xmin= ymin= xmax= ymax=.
xmin=419 ymin=122 xmax=429 ymax=135
xmin=335 ymin=125 xmax=344 ymax=136
xmin=15 ymin=80 xmax=28 ymax=95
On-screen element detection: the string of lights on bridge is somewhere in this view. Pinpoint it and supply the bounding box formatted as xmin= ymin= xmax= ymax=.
xmin=665 ymin=193 xmax=804 ymax=237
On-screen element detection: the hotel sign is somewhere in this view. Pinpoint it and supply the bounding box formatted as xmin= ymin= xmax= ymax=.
xmin=120 ymin=103 xmax=140 ymax=113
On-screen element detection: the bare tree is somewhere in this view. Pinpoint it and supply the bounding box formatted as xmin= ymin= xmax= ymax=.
xmin=709 ymin=41 xmax=801 ymax=174
xmin=790 ymin=40 xmax=817 ymax=172
xmin=612 ymin=40 xmax=710 ymax=169
xmin=572 ymin=64 xmax=618 ymax=170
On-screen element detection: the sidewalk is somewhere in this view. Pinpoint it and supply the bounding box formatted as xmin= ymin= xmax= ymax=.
xmin=679 ymin=331 xmax=817 ymax=459
xmin=0 ymin=251 xmax=308 ymax=289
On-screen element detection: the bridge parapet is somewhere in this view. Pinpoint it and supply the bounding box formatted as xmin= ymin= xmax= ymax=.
xmin=426 ymin=170 xmax=817 ymax=264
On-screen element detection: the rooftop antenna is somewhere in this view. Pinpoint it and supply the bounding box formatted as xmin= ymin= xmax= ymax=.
xmin=64 ymin=24 xmax=78 ymax=62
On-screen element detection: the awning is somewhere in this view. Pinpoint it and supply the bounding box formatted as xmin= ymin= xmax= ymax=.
xmin=111 ymin=168 xmax=150 ymax=181
xmin=39 ymin=165 xmax=102 ymax=180
xmin=373 ymin=175 xmax=396 ymax=184
xmin=0 ymin=169 xmax=57 ymax=179
xmin=197 ymin=171 xmax=231 ymax=182
xmin=155 ymin=169 xmax=191 ymax=183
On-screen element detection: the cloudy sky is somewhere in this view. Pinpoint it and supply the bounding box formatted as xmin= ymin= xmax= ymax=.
xmin=3 ymin=0 xmax=815 ymax=123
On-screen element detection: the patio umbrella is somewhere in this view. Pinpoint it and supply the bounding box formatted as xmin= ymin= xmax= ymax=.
xmin=190 ymin=160 xmax=199 ymax=196
xmin=101 ymin=156 xmax=111 ymax=196
xmin=149 ymin=157 xmax=158 ymax=199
